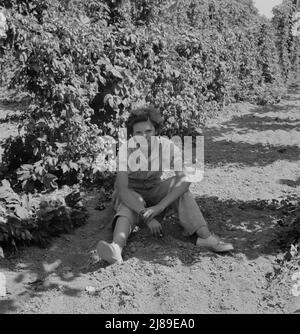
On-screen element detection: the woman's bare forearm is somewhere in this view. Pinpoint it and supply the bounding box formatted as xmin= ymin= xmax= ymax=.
xmin=158 ymin=179 xmax=190 ymax=211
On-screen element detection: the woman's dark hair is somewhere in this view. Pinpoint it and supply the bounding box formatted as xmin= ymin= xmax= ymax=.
xmin=126 ymin=105 xmax=163 ymax=136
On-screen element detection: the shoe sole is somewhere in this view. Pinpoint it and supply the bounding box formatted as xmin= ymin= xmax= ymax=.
xmin=211 ymin=246 xmax=234 ymax=253
xmin=198 ymin=246 xmax=234 ymax=253
xmin=196 ymin=242 xmax=234 ymax=253
xmin=97 ymin=241 xmax=123 ymax=264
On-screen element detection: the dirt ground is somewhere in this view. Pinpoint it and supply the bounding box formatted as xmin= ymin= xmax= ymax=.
xmin=0 ymin=82 xmax=300 ymax=314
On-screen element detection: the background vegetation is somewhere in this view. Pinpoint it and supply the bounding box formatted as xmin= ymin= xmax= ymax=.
xmin=0 ymin=0 xmax=299 ymax=250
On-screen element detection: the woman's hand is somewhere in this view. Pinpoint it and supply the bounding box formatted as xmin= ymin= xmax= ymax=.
xmin=146 ymin=219 xmax=163 ymax=237
xmin=142 ymin=205 xmax=164 ymax=222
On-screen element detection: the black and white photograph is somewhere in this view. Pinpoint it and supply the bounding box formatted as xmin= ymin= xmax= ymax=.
xmin=0 ymin=0 xmax=300 ymax=317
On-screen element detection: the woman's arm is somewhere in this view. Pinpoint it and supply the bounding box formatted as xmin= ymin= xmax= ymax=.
xmin=157 ymin=171 xmax=191 ymax=211
xmin=116 ymin=172 xmax=145 ymax=214
xmin=157 ymin=138 xmax=191 ymax=211
xmin=142 ymin=172 xmax=191 ymax=221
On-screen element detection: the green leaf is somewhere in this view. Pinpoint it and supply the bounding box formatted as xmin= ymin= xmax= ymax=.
xmin=35 ymin=166 xmax=44 ymax=176
xmin=173 ymin=70 xmax=181 ymax=78
xmin=1 ymin=179 xmax=11 ymax=189
xmin=25 ymin=231 xmax=32 ymax=240
xmin=62 ymin=164 xmax=70 ymax=174
xmin=15 ymin=205 xmax=30 ymax=220
xmin=69 ymin=161 xmax=79 ymax=171
xmin=108 ymin=66 xmax=123 ymax=79
xmin=55 ymin=142 xmax=68 ymax=149
xmin=0 ymin=246 xmax=4 ymax=258
xmin=42 ymin=174 xmax=58 ymax=190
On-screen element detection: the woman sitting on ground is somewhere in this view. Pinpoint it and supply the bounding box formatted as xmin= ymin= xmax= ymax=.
xmin=97 ymin=105 xmax=234 ymax=264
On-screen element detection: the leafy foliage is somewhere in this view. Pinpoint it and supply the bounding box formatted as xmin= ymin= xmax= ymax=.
xmin=0 ymin=0 xmax=299 ymax=252
xmin=0 ymin=179 xmax=88 ymax=249
xmin=1 ymin=0 xmax=297 ymax=189
xmin=272 ymin=0 xmax=300 ymax=82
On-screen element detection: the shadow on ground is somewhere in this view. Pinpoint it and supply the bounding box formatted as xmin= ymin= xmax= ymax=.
xmin=86 ymin=194 xmax=298 ymax=270
xmin=204 ymin=85 xmax=300 ymax=168
xmin=204 ymin=138 xmax=300 ymax=168
xmin=279 ymin=177 xmax=300 ymax=188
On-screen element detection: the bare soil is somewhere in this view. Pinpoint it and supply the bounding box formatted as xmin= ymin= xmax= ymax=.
xmin=0 ymin=83 xmax=299 ymax=314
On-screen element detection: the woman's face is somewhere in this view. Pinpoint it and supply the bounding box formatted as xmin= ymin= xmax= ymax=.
xmin=132 ymin=119 xmax=156 ymax=143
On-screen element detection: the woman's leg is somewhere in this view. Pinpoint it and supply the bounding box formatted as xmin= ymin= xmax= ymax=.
xmin=148 ymin=177 xmax=210 ymax=236
xmin=112 ymin=189 xmax=145 ymax=248
xmin=113 ymin=216 xmax=133 ymax=249
xmin=149 ymin=177 xmax=233 ymax=252
xmin=97 ymin=190 xmax=144 ymax=264
xmin=175 ymin=190 xmax=210 ymax=237
xmin=97 ymin=212 xmax=136 ymax=265
xmin=176 ymin=191 xmax=234 ymax=252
